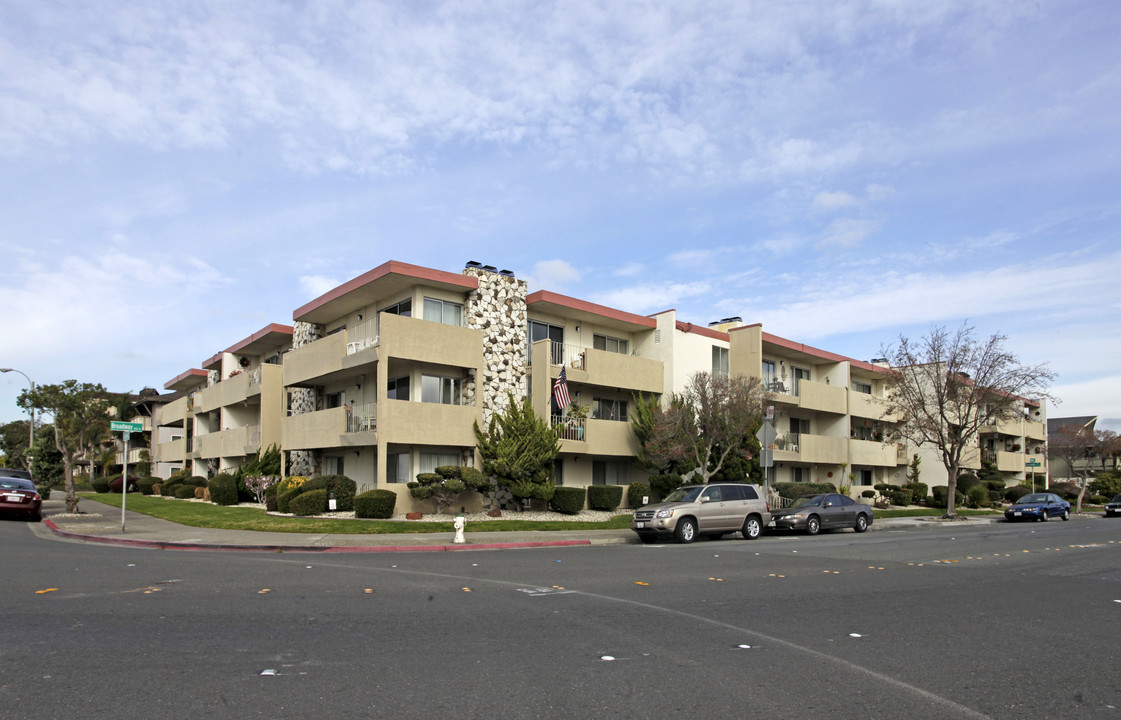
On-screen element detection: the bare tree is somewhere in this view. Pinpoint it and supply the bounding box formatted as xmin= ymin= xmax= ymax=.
xmin=636 ymin=372 xmax=767 ymax=485
xmin=881 ymin=324 xmax=1055 ymax=518
xmin=1048 ymin=423 xmax=1095 ymax=512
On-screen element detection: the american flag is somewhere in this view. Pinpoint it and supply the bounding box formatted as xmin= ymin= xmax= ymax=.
xmin=553 ymin=366 xmax=571 ymax=409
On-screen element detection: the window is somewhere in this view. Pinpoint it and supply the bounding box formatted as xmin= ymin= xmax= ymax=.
xmin=420 ymin=451 xmax=460 ymax=475
xmin=712 ymin=346 xmax=729 ymax=378
xmin=790 ymin=417 xmax=810 ymax=435
xmin=762 ymin=360 xmax=776 ymax=388
xmin=387 ymin=377 xmax=409 ymax=401
xmin=324 ymin=456 xmax=344 ymax=476
xmin=553 ymin=461 xmax=564 ymax=487
xmin=529 ymin=321 xmax=565 ymax=364
xmin=424 ymin=297 xmax=463 ymax=327
xmin=380 ymin=299 xmax=412 ymax=317
xmin=325 ymin=392 xmax=343 ymax=409
xmin=593 ymin=334 xmax=628 ymax=355
xmin=386 ymin=452 xmax=411 ymax=483
xmin=422 ymin=375 xmax=462 ymax=405
xmin=853 ymin=381 xmax=872 ymax=394
xmin=792 ymin=366 xmax=810 ymax=394
xmin=791 ymin=466 xmax=807 ymax=483
xmin=593 ymin=460 xmax=629 ymax=485
xmin=593 ymin=397 xmax=628 ymax=422
xmin=858 ymin=469 xmax=873 ymax=486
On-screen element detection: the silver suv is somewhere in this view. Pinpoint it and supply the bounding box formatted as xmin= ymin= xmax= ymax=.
xmin=631 ymin=483 xmax=771 ymax=544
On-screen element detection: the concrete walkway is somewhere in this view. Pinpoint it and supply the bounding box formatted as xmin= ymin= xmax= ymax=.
xmin=32 ymin=497 xmax=1005 ymax=553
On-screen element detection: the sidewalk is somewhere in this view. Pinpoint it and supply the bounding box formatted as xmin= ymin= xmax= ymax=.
xmin=34 ymin=497 xmax=1001 ymax=553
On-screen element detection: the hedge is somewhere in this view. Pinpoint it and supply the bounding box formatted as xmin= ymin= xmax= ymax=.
xmin=91 ymin=476 xmax=111 ymax=493
xmin=587 ymin=485 xmax=623 ymax=511
xmin=1004 ymin=485 xmax=1033 ymax=503
xmin=775 ymin=481 xmax=836 ymax=499
xmin=208 ymin=475 xmax=239 ymax=506
xmin=290 ymin=488 xmax=328 ymax=516
xmin=355 ymin=489 xmax=397 ymax=519
xmin=931 ymin=486 xmax=965 ymax=509
xmin=550 ymin=486 xmax=586 ymax=514
xmin=173 ymin=485 xmax=198 ymax=499
xmin=627 ymin=481 xmax=653 ymax=507
xmin=301 ymin=475 xmax=358 ymax=511
xmin=137 ymin=477 xmax=159 ymax=495
xmin=277 ymin=486 xmax=302 ymax=514
xmin=264 ymin=483 xmax=279 ymax=512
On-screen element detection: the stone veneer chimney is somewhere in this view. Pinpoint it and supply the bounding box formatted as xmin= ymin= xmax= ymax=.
xmin=286 ymin=320 xmax=322 ymax=477
xmin=463 ymin=266 xmax=528 ymax=425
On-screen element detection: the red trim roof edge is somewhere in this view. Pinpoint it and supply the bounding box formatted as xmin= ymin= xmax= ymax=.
xmin=293 ymin=260 xmax=479 ymax=321
xmin=527 ymin=290 xmax=657 ymax=328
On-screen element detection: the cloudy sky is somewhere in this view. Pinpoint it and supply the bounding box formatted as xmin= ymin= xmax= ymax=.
xmin=2 ymin=0 xmax=1119 ymax=431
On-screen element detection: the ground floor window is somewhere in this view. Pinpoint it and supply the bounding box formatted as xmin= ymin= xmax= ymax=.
xmin=420 ymin=451 xmax=461 ymax=475
xmin=324 ymin=456 xmax=344 ymax=476
xmin=386 ymin=452 xmax=411 ymax=483
xmin=592 ymin=460 xmax=629 ymax=485
xmin=791 ymin=466 xmax=807 ymax=483
xmin=858 ymin=469 xmax=873 ymax=486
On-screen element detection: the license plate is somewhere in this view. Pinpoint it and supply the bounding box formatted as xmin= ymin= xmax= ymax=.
xmin=1014 ymin=511 xmax=1022 ymax=516
xmin=3 ymin=494 xmax=22 ymax=503
xmin=635 ymin=522 xmax=645 ymax=528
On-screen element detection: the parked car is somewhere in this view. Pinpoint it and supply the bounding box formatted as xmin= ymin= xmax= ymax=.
xmin=769 ymin=493 xmax=873 ymax=535
xmin=0 ymin=476 xmax=42 ymax=521
xmin=1104 ymin=495 xmax=1121 ymax=517
xmin=631 ymin=482 xmax=771 ymax=544
xmin=0 ymin=467 xmax=32 ymax=480
xmin=1004 ymin=492 xmax=1070 ymax=522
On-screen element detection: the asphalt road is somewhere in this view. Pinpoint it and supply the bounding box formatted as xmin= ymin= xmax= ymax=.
xmin=3 ymin=516 xmax=1120 ymax=720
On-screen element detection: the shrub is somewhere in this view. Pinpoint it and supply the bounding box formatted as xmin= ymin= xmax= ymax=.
xmin=160 ymin=477 xmax=185 ymax=496
xmin=956 ymin=472 xmax=979 ymax=495
xmin=136 ymin=477 xmax=159 ymax=495
xmin=193 ymin=487 xmax=207 ymax=499
xmin=1089 ymin=473 xmax=1121 ymax=498
xmin=151 ymin=483 xmax=161 ymax=495
xmin=775 ymin=481 xmax=836 ymax=500
xmin=861 ymin=490 xmax=876 ymax=499
xmin=1048 ymin=481 xmax=1079 ymax=501
xmin=902 ymin=482 xmax=928 ymax=506
xmin=108 ymin=476 xmax=137 ymax=493
xmin=650 ymin=474 xmax=685 ymax=499
xmin=587 ymin=485 xmax=623 ymax=511
xmin=208 ymin=475 xmax=239 ymax=506
xmin=931 ymin=486 xmax=965 ymax=509
xmin=189 ymin=475 xmax=208 ymax=487
xmin=91 ymin=476 xmax=111 ymax=493
xmin=277 ymin=486 xmax=304 ymax=513
xmin=302 ymin=475 xmax=357 ymax=511
xmin=1004 ymin=485 xmax=1033 ymax=503
xmin=966 ymin=484 xmax=991 ymax=508
xmin=1088 ymin=494 xmax=1108 ymax=505
xmin=627 ymin=481 xmax=653 ymax=507
xmin=550 ymin=486 xmax=586 ymax=514
xmin=355 ymin=489 xmax=397 ymax=519
xmin=890 ymin=489 xmax=913 ymax=506
xmin=277 ymin=475 xmax=309 ymax=496
xmin=173 ymin=485 xmax=197 ymax=499
xmin=243 ymin=474 xmax=281 ymax=504
xmin=264 ymin=483 xmax=279 ymax=512
xmin=290 ymin=488 xmax=328 ymax=516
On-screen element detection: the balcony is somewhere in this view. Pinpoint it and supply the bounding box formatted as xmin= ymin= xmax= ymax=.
xmin=764 ymin=379 xmax=846 ymax=414
xmin=536 ymin=340 xmax=663 ymax=394
xmin=282 ymin=407 xmax=348 ymax=450
xmin=849 ymin=391 xmax=898 ymax=421
xmin=771 ymin=433 xmax=847 ymax=464
xmin=850 ymin=439 xmax=902 ymax=467
xmin=155 ymin=438 xmax=186 ymax=463
xmin=345 ymin=402 xmax=378 ymax=433
xmin=156 ymin=395 xmax=191 ymax=426
xmin=377 ymin=400 xmax=478 ymax=446
xmin=195 ymin=427 xmax=251 ymax=459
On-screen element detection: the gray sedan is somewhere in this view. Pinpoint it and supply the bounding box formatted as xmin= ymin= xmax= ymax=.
xmin=769 ymin=493 xmax=873 ymax=535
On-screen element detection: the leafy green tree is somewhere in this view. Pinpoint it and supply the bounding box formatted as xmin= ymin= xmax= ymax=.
xmin=30 ymin=427 xmax=64 ymax=493
xmin=0 ymin=420 xmax=33 ymax=472
xmin=18 ymin=380 xmax=114 ymax=513
xmin=474 ymin=395 xmax=560 ymax=508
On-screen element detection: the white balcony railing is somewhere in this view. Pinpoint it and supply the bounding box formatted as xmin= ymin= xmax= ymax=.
xmin=346 ymin=402 xmax=377 ymax=433
xmin=346 ymin=318 xmax=379 ymax=355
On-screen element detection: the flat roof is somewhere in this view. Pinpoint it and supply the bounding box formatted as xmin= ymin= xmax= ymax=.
xmin=293 ymin=260 xmax=479 ymax=325
xmin=527 ymin=290 xmax=658 ymax=333
xmin=164 ymin=368 xmax=208 ymax=391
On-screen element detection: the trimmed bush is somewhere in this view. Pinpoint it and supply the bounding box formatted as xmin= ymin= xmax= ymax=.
xmin=902 ymin=482 xmax=928 ymax=505
xmin=650 ymin=474 xmax=685 ymax=499
xmin=208 ymin=474 xmax=239 ymax=506
xmin=264 ymin=483 xmax=279 ymax=512
xmin=290 ymin=488 xmax=328 ymax=516
xmin=861 ymin=490 xmax=876 ymax=499
xmin=355 ymin=489 xmax=398 ymax=519
xmin=627 ymin=481 xmax=653 ymax=508
xmin=550 ymin=486 xmax=586 ymax=514
xmin=775 ymin=481 xmax=837 ymax=500
xmin=302 ymin=475 xmax=358 ymax=511
xmin=1088 ymin=494 xmax=1108 ymax=505
xmin=277 ymin=475 xmax=309 ymax=496
xmin=587 ymin=485 xmax=623 ymax=511
xmin=1004 ymin=485 xmax=1033 ymax=503
xmin=173 ymin=485 xmax=197 ymax=499
xmin=91 ymin=476 xmax=111 ymax=493
xmin=108 ymin=476 xmax=137 ymax=493
xmin=137 ymin=477 xmax=159 ymax=495
xmin=160 ymin=477 xmax=185 ymax=496
xmin=277 ymin=486 xmax=303 ymax=513
xmin=189 ymin=476 xmax=208 ymax=487
xmin=193 ymin=486 xmax=207 ymax=499
xmin=931 ymin=486 xmax=966 ymax=509
xmin=889 ymin=489 xmax=913 ymax=507
xmin=151 ymin=483 xmax=161 ymax=495
xmin=966 ymin=484 xmax=991 ymax=508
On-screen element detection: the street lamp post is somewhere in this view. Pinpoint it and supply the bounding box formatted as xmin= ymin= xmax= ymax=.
xmin=1 ymin=368 xmax=34 ymax=454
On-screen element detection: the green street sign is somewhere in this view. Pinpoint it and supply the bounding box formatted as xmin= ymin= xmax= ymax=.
xmin=1025 ymin=459 xmax=1042 ymax=467
xmin=110 ymin=421 xmax=143 ymax=433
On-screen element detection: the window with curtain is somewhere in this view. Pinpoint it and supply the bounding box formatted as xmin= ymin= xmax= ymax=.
xmin=420 ymin=451 xmax=461 ymax=474
xmin=424 ymin=297 xmax=463 ymax=326
xmin=712 ymin=346 xmax=729 ymax=378
xmin=421 ymin=375 xmax=462 ymax=405
xmin=593 ymin=334 xmax=628 ymax=354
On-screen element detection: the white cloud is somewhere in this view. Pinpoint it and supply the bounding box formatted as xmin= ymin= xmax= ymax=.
xmin=614 ymin=262 xmax=645 ymax=277
xmin=592 ymin=281 xmax=712 ymax=315
xmin=812 ymin=190 xmax=859 ymax=213
xmin=299 ymin=275 xmax=343 ymax=300
xmin=820 ymin=217 xmax=879 ymax=248
xmin=525 ymin=259 xmax=582 ymax=292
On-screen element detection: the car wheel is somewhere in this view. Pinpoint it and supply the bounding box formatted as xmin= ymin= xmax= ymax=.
xmin=806 ymin=515 xmax=821 ymax=536
xmin=742 ymin=516 xmax=762 ymax=540
xmin=1039 ymin=511 xmax=1048 ymax=522
xmin=675 ymin=518 xmax=697 ymax=544
xmin=854 ymin=514 xmax=869 ymax=533
xmin=1062 ymin=509 xmax=1070 ymax=521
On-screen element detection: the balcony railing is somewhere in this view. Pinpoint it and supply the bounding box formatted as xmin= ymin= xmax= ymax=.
xmin=346 ymin=318 xmax=379 ymax=355
xmin=552 ymin=415 xmax=586 ymax=441
xmin=548 ymin=342 xmax=588 ymax=369
xmin=346 ymin=402 xmax=378 ymax=433
xmin=249 ymin=366 xmax=262 ymax=387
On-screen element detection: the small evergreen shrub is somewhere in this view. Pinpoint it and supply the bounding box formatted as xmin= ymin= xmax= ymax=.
xmin=160 ymin=478 xmax=184 ymax=496
xmin=1088 ymin=494 xmax=1108 ymax=505
xmin=137 ymin=477 xmax=159 ymax=495
xmin=277 ymin=476 xmax=309 ymax=496
xmin=902 ymin=482 xmax=928 ymax=505
xmin=931 ymin=486 xmax=965 ymax=509
xmin=193 ymin=486 xmax=207 ymax=499
xmin=627 ymin=481 xmax=653 ymax=507
xmin=264 ymin=483 xmax=279 ymax=512
xmin=290 ymin=488 xmax=328 ymax=516
xmin=550 ymin=486 xmax=586 ymax=514
xmin=650 ymin=474 xmax=685 ymax=499
xmin=277 ymin=486 xmax=304 ymax=513
xmin=302 ymin=475 xmax=358 ymax=511
xmin=91 ymin=476 xmax=111 ymax=493
xmin=889 ymin=489 xmax=912 ymax=506
xmin=966 ymin=484 xmax=990 ymax=508
xmin=861 ymin=490 xmax=876 ymax=499
xmin=355 ymin=489 xmax=397 ymax=519
xmin=151 ymin=483 xmax=161 ymax=495
xmin=775 ymin=481 xmax=836 ymax=499
xmin=587 ymin=485 xmax=623 ymax=511
xmin=208 ymin=475 xmax=239 ymax=506
xmin=173 ymin=485 xmax=197 ymax=499
xmin=1004 ymin=485 xmax=1032 ymax=503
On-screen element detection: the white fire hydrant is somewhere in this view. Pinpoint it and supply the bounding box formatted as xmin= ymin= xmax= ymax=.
xmin=453 ymin=516 xmax=466 ymax=544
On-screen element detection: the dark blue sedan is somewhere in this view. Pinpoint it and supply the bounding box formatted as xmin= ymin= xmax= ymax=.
xmin=1004 ymin=493 xmax=1070 ymax=522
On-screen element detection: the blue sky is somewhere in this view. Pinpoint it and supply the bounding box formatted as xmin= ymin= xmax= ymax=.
xmin=2 ymin=0 xmax=1119 ymax=431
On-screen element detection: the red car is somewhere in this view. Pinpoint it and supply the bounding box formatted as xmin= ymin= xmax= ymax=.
xmin=0 ymin=477 xmax=42 ymax=521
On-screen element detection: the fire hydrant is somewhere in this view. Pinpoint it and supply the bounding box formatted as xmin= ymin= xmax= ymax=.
xmin=453 ymin=516 xmax=466 ymax=544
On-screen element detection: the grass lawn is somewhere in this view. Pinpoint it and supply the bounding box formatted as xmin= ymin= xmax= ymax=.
xmin=78 ymin=493 xmax=633 ymax=534
xmin=872 ymin=507 xmax=1002 ymax=519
